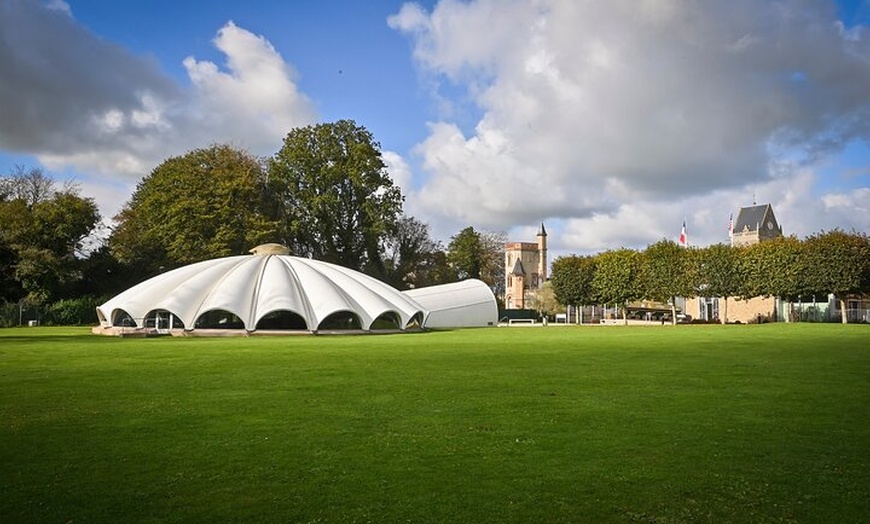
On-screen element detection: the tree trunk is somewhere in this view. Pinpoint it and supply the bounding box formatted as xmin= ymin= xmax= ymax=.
xmin=841 ymin=298 xmax=849 ymax=324
xmin=622 ymin=305 xmax=628 ymax=325
xmin=670 ymin=300 xmax=677 ymax=326
xmin=721 ymin=296 xmax=728 ymax=325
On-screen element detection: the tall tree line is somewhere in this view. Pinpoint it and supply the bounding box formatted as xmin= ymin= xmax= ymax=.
xmin=0 ymin=166 xmax=100 ymax=305
xmin=550 ymin=234 xmax=870 ymax=324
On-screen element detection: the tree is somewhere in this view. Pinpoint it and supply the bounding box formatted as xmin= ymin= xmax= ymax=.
xmin=480 ymin=229 xmax=508 ymax=296
xmin=640 ymin=240 xmax=693 ymax=325
xmin=110 ymin=144 xmax=275 ymax=276
xmin=0 ymin=240 xmax=21 ymax=302
xmin=446 ymin=226 xmax=506 ymax=293
xmin=382 ymin=215 xmax=449 ymax=289
xmin=447 ymin=226 xmax=483 ymax=280
xmin=0 ymin=167 xmax=100 ymax=304
xmin=1 ymin=165 xmax=54 ymax=205
xmin=802 ymin=230 xmax=870 ymax=323
xmin=774 ymin=237 xmax=808 ymax=313
xmin=738 ymin=236 xmax=805 ymax=322
xmin=529 ymin=281 xmax=560 ymax=319
xmin=592 ymin=248 xmax=641 ymax=324
xmin=416 ymin=250 xmax=458 ymax=289
xmin=695 ymin=243 xmax=741 ymax=323
xmin=550 ymin=255 xmax=597 ymax=322
xmin=268 ymin=120 xmax=403 ymax=277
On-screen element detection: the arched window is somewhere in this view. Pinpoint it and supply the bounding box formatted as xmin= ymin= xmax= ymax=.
xmin=405 ymin=312 xmax=425 ymax=330
xmin=255 ymin=310 xmax=308 ymax=330
xmin=112 ymin=309 xmax=136 ymax=328
xmin=144 ymin=309 xmax=185 ymax=330
xmin=370 ymin=312 xmax=401 ymax=330
xmin=195 ymin=310 xmax=244 ymax=330
xmin=318 ymin=311 xmax=362 ymax=331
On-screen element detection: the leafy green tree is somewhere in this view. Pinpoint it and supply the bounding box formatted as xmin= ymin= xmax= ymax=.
xmin=448 ymin=226 xmax=483 ymax=280
xmin=74 ymin=245 xmax=137 ymax=300
xmin=0 ymin=167 xmax=100 ymax=304
xmin=416 ymin=250 xmax=458 ymax=289
xmin=382 ymin=215 xmax=448 ymax=289
xmin=739 ymin=240 xmax=777 ymax=301
xmin=593 ymin=248 xmax=641 ymax=324
xmin=110 ymin=144 xmax=275 ymax=276
xmin=695 ymin=243 xmax=741 ymax=324
xmin=777 ymin=237 xmax=809 ymax=307
xmin=446 ymin=226 xmax=506 ymax=292
xmin=550 ymin=255 xmax=597 ymax=321
xmin=0 ymin=240 xmax=21 ymax=302
xmin=802 ymin=230 xmax=870 ymax=323
xmin=738 ymin=236 xmax=805 ymax=321
xmin=640 ymin=240 xmax=693 ymax=325
xmin=268 ymin=120 xmax=403 ymax=277
xmin=480 ymin=229 xmax=508 ymax=295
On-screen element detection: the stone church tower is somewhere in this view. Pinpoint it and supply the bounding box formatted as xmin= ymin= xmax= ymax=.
xmin=504 ymin=224 xmax=547 ymax=309
xmin=731 ymin=204 xmax=783 ymax=247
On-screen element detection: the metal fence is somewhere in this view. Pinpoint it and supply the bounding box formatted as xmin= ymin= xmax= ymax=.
xmin=843 ymin=307 xmax=870 ymax=324
xmin=0 ymin=302 xmax=41 ymax=327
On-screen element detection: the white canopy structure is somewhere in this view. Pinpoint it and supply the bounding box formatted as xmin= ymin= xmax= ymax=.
xmin=403 ymin=280 xmax=498 ymax=328
xmin=94 ymin=245 xmax=497 ymax=336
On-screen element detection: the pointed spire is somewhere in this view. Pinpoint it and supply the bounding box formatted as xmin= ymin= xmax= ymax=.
xmin=511 ymin=258 xmax=526 ymax=276
xmin=537 ymin=222 xmax=547 ymax=236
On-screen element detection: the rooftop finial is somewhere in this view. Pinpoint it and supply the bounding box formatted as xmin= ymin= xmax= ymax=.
xmin=250 ymin=243 xmax=291 ymax=256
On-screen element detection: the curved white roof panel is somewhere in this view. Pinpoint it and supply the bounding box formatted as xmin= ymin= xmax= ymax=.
xmin=402 ymin=279 xmax=498 ymax=328
xmin=96 ymin=253 xmax=427 ymax=333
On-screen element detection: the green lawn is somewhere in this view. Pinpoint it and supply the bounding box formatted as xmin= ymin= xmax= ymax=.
xmin=1 ymin=324 xmax=868 ymax=523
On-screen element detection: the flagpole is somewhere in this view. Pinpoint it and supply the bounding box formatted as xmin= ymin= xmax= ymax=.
xmin=728 ymin=212 xmax=733 ymax=241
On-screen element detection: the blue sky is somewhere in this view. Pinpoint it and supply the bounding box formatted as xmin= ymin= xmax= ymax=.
xmin=68 ymin=0 xmax=438 ymax=152
xmin=1 ymin=0 xmax=868 ymax=256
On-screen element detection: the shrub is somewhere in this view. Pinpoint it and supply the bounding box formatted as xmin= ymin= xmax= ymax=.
xmin=43 ymin=297 xmax=102 ymax=326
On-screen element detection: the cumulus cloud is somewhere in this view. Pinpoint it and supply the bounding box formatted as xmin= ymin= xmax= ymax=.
xmin=180 ymin=21 xmax=316 ymax=155
xmin=0 ymin=2 xmax=315 ymax=185
xmin=559 ymin=169 xmax=870 ymax=256
xmin=382 ymin=150 xmax=414 ymax=194
xmin=0 ymin=0 xmax=180 ymax=161
xmin=391 ymin=0 xmax=870 ymax=250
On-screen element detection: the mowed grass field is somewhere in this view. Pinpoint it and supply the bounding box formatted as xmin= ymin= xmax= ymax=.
xmin=1 ymin=324 xmax=868 ymax=523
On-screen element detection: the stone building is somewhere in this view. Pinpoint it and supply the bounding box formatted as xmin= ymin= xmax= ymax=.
xmin=688 ymin=204 xmax=783 ymax=323
xmin=504 ymin=224 xmax=547 ymax=310
xmin=730 ymin=203 xmax=783 ymax=247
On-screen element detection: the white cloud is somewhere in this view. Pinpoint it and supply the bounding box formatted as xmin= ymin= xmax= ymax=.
xmin=392 ymin=0 xmax=870 ymax=250
xmin=554 ymin=168 xmax=870 ymax=257
xmin=45 ymin=0 xmax=71 ymax=17
xmin=180 ymin=21 xmax=316 ymax=154
xmin=382 ymin=151 xmax=414 ymax=194
xmin=0 ymin=3 xmax=316 ymax=204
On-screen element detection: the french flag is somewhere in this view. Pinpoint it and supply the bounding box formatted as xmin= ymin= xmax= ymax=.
xmin=679 ymin=219 xmax=688 ymax=247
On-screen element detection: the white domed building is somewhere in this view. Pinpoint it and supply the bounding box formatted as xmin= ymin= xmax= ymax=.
xmin=94 ymin=244 xmax=497 ymax=336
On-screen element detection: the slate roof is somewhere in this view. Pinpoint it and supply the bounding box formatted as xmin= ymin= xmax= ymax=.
xmin=511 ymin=258 xmax=526 ymax=276
xmin=734 ymin=204 xmax=777 ymax=233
